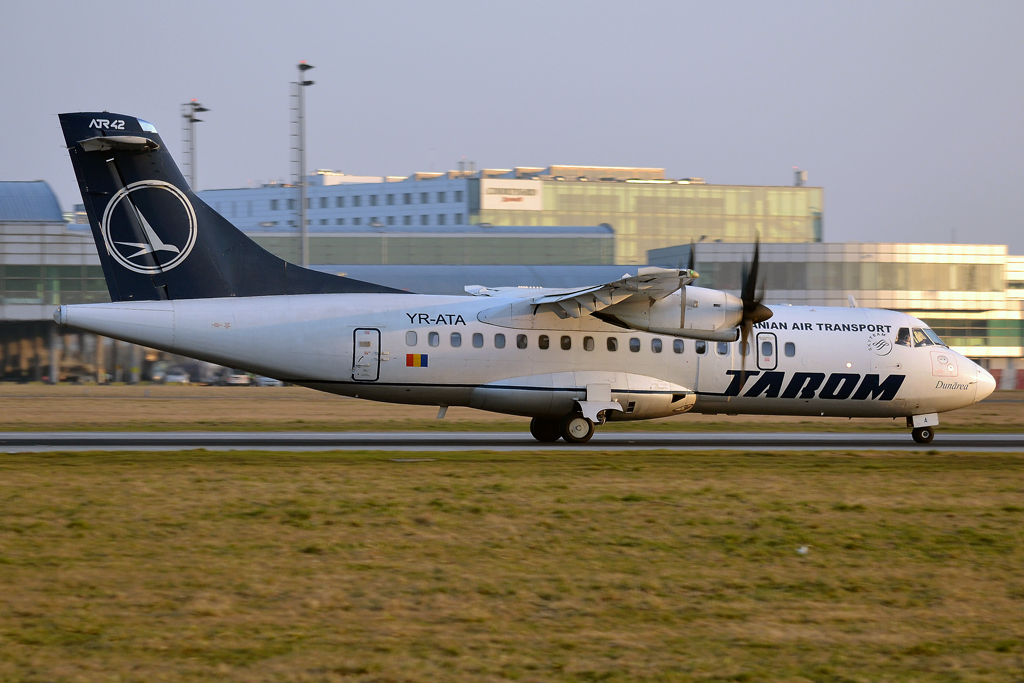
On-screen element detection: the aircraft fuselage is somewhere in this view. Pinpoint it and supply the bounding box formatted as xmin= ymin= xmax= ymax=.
xmin=56 ymin=293 xmax=992 ymax=424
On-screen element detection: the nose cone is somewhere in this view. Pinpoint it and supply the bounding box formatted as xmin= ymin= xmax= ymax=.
xmin=975 ymin=366 xmax=996 ymax=403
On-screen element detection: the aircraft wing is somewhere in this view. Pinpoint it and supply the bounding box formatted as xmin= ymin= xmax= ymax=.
xmin=466 ymin=267 xmax=698 ymax=319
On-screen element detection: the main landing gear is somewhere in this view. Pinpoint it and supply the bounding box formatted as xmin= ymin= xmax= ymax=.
xmin=529 ymin=417 xmax=561 ymax=442
xmin=530 ymin=414 xmax=596 ymax=444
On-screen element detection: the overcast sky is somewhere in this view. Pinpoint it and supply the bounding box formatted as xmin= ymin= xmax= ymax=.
xmin=3 ymin=1 xmax=1022 ymax=253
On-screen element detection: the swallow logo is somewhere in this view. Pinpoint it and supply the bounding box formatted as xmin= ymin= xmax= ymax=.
xmin=867 ymin=332 xmax=892 ymax=356
xmin=100 ymin=180 xmax=197 ymax=274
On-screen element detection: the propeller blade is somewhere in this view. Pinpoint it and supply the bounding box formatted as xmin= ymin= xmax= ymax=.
xmin=687 ymin=239 xmax=696 ymax=273
xmin=742 ymin=235 xmax=760 ymax=306
xmin=739 ymin=318 xmax=753 ymax=387
xmin=738 ymin=234 xmax=772 ymax=389
xmin=751 ymin=277 xmax=771 ymax=323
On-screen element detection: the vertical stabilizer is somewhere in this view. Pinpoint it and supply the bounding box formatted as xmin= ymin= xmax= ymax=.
xmin=59 ymin=112 xmax=404 ymax=301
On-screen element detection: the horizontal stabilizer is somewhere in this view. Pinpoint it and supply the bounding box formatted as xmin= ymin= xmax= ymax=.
xmin=78 ymin=136 xmax=160 ymax=152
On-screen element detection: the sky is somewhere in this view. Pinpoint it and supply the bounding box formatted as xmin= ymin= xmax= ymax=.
xmin=2 ymin=1 xmax=1023 ymax=253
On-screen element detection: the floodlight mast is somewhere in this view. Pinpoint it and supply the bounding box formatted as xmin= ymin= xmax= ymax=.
xmin=181 ymin=100 xmax=210 ymax=190
xmin=293 ymin=61 xmax=315 ymax=268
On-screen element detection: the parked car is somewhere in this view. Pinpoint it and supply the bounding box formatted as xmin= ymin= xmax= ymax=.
xmin=221 ymin=369 xmax=251 ymax=386
xmin=254 ymin=376 xmax=284 ymax=387
xmin=164 ymin=367 xmax=191 ymax=385
xmin=146 ymin=360 xmax=171 ymax=383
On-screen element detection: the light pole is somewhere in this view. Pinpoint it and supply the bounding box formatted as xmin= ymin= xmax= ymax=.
xmin=293 ymin=61 xmax=315 ymax=267
xmin=181 ymin=100 xmax=209 ymax=190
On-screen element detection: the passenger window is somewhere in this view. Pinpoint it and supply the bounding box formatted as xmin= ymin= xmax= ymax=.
xmin=784 ymin=341 xmax=796 ymax=357
xmin=405 ymin=331 xmax=417 ymax=346
xmin=495 ymin=333 xmax=506 ymax=349
xmin=895 ymin=327 xmax=911 ymax=347
xmin=761 ymin=340 xmax=773 ymax=356
xmin=695 ymin=340 xmax=707 ymax=355
xmin=716 ymin=342 xmax=729 ymax=355
xmin=607 ymin=337 xmax=618 ymax=351
xmin=673 ymin=339 xmax=684 ymax=354
xmin=739 ymin=341 xmax=750 ymax=356
xmin=450 ymin=332 xmax=462 ymax=347
xmin=652 ymin=338 xmax=663 ymax=353
xmin=539 ymin=335 xmax=550 ymax=350
xmin=584 ymin=336 xmax=594 ymax=351
xmin=629 ymin=338 xmax=641 ymax=353
xmin=428 ymin=331 xmax=439 ymax=347
xmin=516 ymin=334 xmax=527 ymax=349
xmin=561 ymin=336 xmax=571 ymax=350
xmin=912 ymin=328 xmax=934 ymax=347
xmin=472 ymin=333 xmax=483 ymax=348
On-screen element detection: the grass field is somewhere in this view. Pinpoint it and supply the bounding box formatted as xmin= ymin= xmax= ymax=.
xmin=1 ymin=449 xmax=1024 ymax=681
xmin=0 ymin=384 xmax=1021 ymax=433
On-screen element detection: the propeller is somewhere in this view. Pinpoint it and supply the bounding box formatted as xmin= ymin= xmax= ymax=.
xmin=687 ymin=238 xmax=696 ymax=273
xmin=739 ymin=236 xmax=773 ymax=384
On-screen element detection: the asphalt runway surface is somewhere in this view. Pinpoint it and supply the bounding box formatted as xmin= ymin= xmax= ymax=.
xmin=0 ymin=432 xmax=1021 ymax=452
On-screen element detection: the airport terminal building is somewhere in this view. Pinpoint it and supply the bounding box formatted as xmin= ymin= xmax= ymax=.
xmin=197 ymin=165 xmax=823 ymax=265
xmin=0 ymin=181 xmax=124 ymax=382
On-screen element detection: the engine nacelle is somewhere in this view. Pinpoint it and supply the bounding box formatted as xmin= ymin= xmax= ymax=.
xmin=607 ymin=285 xmax=744 ymax=341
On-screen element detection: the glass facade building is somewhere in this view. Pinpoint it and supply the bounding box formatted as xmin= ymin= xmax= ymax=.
xmin=0 ymin=264 xmax=108 ymax=307
xmin=197 ymin=166 xmax=822 ymax=266
xmin=249 ymin=226 xmax=614 ymax=266
xmin=0 ymin=182 xmax=105 ymax=319
xmin=478 ymin=182 xmax=822 ymax=264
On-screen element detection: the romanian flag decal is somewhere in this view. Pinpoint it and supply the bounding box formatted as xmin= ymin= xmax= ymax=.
xmin=406 ymin=353 xmax=428 ymax=368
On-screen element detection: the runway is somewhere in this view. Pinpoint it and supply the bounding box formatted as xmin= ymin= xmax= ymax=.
xmin=1 ymin=431 xmax=1021 ymax=452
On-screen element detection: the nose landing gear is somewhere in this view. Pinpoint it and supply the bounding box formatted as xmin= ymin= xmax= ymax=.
xmin=911 ymin=426 xmax=935 ymax=444
xmin=908 ymin=414 xmax=939 ymax=445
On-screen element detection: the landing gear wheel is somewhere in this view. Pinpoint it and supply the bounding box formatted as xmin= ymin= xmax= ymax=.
xmin=912 ymin=426 xmax=935 ymax=444
xmin=559 ymin=413 xmax=595 ymax=444
xmin=529 ymin=417 xmax=561 ymax=442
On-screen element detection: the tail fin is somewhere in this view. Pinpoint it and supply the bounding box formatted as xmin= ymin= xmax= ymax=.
xmin=59 ymin=112 xmax=404 ymax=301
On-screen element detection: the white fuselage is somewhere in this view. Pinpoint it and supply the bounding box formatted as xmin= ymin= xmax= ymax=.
xmin=56 ymin=293 xmax=993 ymax=422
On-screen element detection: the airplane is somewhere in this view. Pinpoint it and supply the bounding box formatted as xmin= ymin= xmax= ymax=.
xmin=54 ymin=112 xmax=996 ymax=445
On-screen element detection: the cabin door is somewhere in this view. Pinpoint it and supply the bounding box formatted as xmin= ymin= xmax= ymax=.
xmin=352 ymin=328 xmax=382 ymax=381
xmin=756 ymin=332 xmax=778 ymax=371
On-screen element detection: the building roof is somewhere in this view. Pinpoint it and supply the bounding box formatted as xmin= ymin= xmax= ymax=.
xmin=302 ymin=224 xmax=613 ymax=236
xmin=0 ymin=181 xmax=64 ymax=223
xmin=311 ymin=265 xmax=640 ymax=295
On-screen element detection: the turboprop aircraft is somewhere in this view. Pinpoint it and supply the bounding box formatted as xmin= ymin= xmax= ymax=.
xmin=55 ymin=112 xmax=996 ymax=444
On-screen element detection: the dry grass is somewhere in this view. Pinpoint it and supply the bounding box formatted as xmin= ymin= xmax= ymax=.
xmin=0 ymin=384 xmax=1021 ymax=433
xmin=1 ymin=449 xmax=1024 ymax=681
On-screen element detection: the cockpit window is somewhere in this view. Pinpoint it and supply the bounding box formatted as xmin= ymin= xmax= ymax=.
xmin=922 ymin=328 xmax=946 ymax=347
xmin=895 ymin=327 xmax=911 ymax=347
xmin=911 ymin=328 xmax=934 ymax=347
